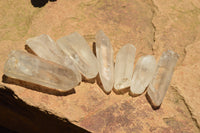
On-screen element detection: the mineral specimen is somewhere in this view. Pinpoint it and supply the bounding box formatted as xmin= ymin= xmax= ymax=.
xmin=147 ymin=50 xmax=179 ymax=107
xmin=4 ymin=51 xmax=80 ymax=91
xmin=95 ymin=30 xmax=114 ymax=93
xmin=3 ymin=31 xmax=179 ymax=109
xmin=130 ymin=55 xmax=157 ymax=95
xmin=26 ymin=34 xmax=81 ymax=82
xmin=56 ymin=32 xmax=98 ymax=79
xmin=114 ymin=44 xmax=136 ymax=90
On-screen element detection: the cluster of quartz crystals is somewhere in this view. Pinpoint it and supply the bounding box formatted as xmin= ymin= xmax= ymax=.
xmin=4 ymin=30 xmax=178 ymax=107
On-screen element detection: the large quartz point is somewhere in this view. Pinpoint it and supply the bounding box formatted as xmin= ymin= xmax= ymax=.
xmin=114 ymin=44 xmax=136 ymax=90
xmin=4 ymin=51 xmax=80 ymax=91
xmin=147 ymin=50 xmax=179 ymax=107
xmin=26 ymin=34 xmax=81 ymax=82
xmin=130 ymin=55 xmax=157 ymax=95
xmin=56 ymin=32 xmax=98 ymax=79
xmin=96 ymin=30 xmax=114 ymax=93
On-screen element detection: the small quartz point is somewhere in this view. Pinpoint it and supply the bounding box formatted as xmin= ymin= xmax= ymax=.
xmin=96 ymin=30 xmax=114 ymax=93
xmin=4 ymin=51 xmax=80 ymax=91
xmin=147 ymin=50 xmax=179 ymax=107
xmin=26 ymin=34 xmax=81 ymax=82
xmin=56 ymin=32 xmax=98 ymax=79
xmin=130 ymin=55 xmax=157 ymax=95
xmin=114 ymin=44 xmax=136 ymax=90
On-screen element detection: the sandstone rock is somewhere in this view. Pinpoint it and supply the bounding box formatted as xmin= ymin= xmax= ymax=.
xmin=0 ymin=0 xmax=200 ymax=132
xmin=172 ymin=41 xmax=200 ymax=125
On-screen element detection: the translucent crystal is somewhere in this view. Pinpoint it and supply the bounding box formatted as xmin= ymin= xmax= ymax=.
xmin=4 ymin=51 xmax=80 ymax=91
xmin=26 ymin=34 xmax=64 ymax=63
xmin=26 ymin=34 xmax=81 ymax=82
xmin=130 ymin=55 xmax=157 ymax=95
xmin=114 ymin=44 xmax=136 ymax=90
xmin=56 ymin=32 xmax=98 ymax=79
xmin=147 ymin=50 xmax=179 ymax=107
xmin=96 ymin=30 xmax=114 ymax=93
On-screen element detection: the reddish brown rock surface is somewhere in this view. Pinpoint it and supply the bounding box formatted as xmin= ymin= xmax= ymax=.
xmin=0 ymin=0 xmax=199 ymax=132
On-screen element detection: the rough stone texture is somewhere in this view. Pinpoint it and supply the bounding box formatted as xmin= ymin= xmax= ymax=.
xmin=0 ymin=85 xmax=89 ymax=133
xmin=153 ymin=0 xmax=200 ymax=128
xmin=0 ymin=0 xmax=200 ymax=132
xmin=172 ymin=41 xmax=200 ymax=126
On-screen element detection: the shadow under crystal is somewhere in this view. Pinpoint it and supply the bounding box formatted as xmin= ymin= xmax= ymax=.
xmin=0 ymin=85 xmax=89 ymax=133
xmin=25 ymin=45 xmax=37 ymax=55
xmin=92 ymin=42 xmax=97 ymax=57
xmin=145 ymin=93 xmax=161 ymax=110
xmin=113 ymin=87 xmax=129 ymax=95
xmin=81 ymin=75 xmax=96 ymax=84
xmin=128 ymin=85 xmax=149 ymax=98
xmin=96 ymin=74 xmax=111 ymax=95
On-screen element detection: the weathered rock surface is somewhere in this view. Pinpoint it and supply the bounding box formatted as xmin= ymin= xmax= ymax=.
xmin=0 ymin=0 xmax=200 ymax=132
xmin=0 ymin=84 xmax=89 ymax=133
xmin=153 ymin=0 xmax=200 ymax=127
xmin=172 ymin=41 xmax=200 ymax=126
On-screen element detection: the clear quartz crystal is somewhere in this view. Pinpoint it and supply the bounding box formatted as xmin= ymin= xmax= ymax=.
xmin=26 ymin=34 xmax=81 ymax=82
xmin=147 ymin=50 xmax=179 ymax=107
xmin=114 ymin=44 xmax=136 ymax=90
xmin=56 ymin=32 xmax=98 ymax=79
xmin=4 ymin=51 xmax=80 ymax=91
xmin=130 ymin=55 xmax=157 ymax=95
xmin=96 ymin=30 xmax=114 ymax=93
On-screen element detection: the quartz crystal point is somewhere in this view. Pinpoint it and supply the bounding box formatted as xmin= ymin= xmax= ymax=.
xmin=147 ymin=50 xmax=179 ymax=107
xmin=130 ymin=55 xmax=157 ymax=95
xmin=96 ymin=30 xmax=114 ymax=93
xmin=56 ymin=32 xmax=98 ymax=79
xmin=26 ymin=34 xmax=81 ymax=82
xmin=4 ymin=51 xmax=80 ymax=91
xmin=114 ymin=44 xmax=136 ymax=90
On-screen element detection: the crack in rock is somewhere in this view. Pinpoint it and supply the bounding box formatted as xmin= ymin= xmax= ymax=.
xmin=148 ymin=0 xmax=200 ymax=130
xmin=171 ymin=86 xmax=200 ymax=131
xmin=149 ymin=0 xmax=159 ymax=54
